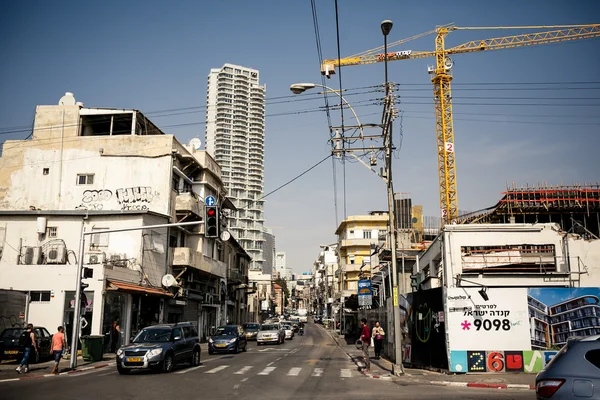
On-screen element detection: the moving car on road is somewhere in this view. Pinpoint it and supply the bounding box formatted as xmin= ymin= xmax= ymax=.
xmin=282 ymin=323 xmax=294 ymax=340
xmin=116 ymin=322 xmax=201 ymax=374
xmin=535 ymin=335 xmax=600 ymax=399
xmin=0 ymin=326 xmax=53 ymax=363
xmin=242 ymin=323 xmax=260 ymax=341
xmin=257 ymin=323 xmax=285 ymax=345
xmin=208 ymin=325 xmax=248 ymax=354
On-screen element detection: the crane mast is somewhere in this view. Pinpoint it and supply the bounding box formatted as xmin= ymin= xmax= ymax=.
xmin=321 ymin=24 xmax=600 ymax=225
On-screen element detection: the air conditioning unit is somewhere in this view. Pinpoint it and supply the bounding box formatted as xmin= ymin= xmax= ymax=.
xmin=86 ymin=252 xmax=105 ymax=264
xmin=46 ymin=245 xmax=66 ymax=264
xmin=109 ymin=254 xmax=127 ymax=268
xmin=21 ymin=247 xmax=41 ymax=265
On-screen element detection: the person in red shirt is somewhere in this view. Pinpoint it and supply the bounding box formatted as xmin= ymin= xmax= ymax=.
xmin=360 ymin=318 xmax=371 ymax=372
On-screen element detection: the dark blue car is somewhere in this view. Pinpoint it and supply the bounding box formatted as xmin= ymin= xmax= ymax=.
xmin=208 ymin=325 xmax=247 ymax=354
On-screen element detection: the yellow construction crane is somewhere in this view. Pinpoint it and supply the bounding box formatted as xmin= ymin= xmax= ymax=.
xmin=321 ymin=24 xmax=600 ymax=225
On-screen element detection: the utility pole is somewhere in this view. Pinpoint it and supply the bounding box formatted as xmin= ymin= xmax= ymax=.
xmin=382 ymin=19 xmax=404 ymax=376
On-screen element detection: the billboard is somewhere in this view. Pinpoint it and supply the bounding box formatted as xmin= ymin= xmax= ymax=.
xmin=446 ymin=287 xmax=600 ymax=373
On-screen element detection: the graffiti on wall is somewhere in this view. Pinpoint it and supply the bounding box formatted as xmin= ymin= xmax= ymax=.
xmin=116 ymin=187 xmax=159 ymax=211
xmin=75 ymin=187 xmax=160 ymax=211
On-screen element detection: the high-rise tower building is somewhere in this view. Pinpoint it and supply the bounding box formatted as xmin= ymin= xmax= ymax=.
xmin=205 ymin=64 xmax=266 ymax=270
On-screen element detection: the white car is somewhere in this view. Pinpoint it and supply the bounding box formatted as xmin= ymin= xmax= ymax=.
xmin=257 ymin=323 xmax=285 ymax=345
xmin=282 ymin=324 xmax=294 ymax=340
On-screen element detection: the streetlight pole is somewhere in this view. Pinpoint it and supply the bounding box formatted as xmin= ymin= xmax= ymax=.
xmin=381 ymin=19 xmax=404 ymax=376
xmin=69 ymin=220 xmax=203 ymax=369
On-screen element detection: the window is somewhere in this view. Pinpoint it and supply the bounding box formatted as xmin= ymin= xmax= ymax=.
xmin=182 ymin=326 xmax=191 ymax=339
xmin=30 ymin=291 xmax=51 ymax=302
xmin=90 ymin=229 xmax=109 ymax=249
xmin=77 ymin=174 xmax=94 ymax=185
xmin=172 ymin=327 xmax=182 ymax=340
xmin=47 ymin=227 xmax=58 ymax=238
xmin=363 ymin=230 xmax=372 ymax=239
xmin=43 ymin=168 xmax=49 ymax=175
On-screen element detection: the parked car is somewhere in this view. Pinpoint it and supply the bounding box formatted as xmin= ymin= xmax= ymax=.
xmin=208 ymin=325 xmax=248 ymax=354
xmin=0 ymin=326 xmax=53 ymax=363
xmin=257 ymin=323 xmax=285 ymax=345
xmin=116 ymin=322 xmax=200 ymax=374
xmin=535 ymin=335 xmax=600 ymax=399
xmin=242 ymin=323 xmax=261 ymax=341
xmin=282 ymin=324 xmax=294 ymax=340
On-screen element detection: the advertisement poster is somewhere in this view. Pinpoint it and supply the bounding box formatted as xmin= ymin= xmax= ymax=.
xmin=446 ymin=287 xmax=600 ymax=373
xmin=357 ymin=279 xmax=372 ymax=307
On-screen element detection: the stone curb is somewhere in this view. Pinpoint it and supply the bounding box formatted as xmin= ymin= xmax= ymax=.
xmin=0 ymin=362 xmax=115 ymax=384
xmin=427 ymin=380 xmax=534 ymax=390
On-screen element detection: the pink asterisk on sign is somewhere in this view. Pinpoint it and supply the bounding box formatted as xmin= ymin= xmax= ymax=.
xmin=461 ymin=320 xmax=471 ymax=330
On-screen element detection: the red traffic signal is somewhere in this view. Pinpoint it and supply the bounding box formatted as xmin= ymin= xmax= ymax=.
xmin=207 ymin=208 xmax=216 ymax=217
xmin=205 ymin=206 xmax=219 ymax=238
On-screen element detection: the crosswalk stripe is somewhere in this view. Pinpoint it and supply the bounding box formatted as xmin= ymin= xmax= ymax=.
xmin=287 ymin=367 xmax=302 ymax=376
xmin=258 ymin=366 xmax=276 ymax=375
xmin=205 ymin=365 xmax=229 ymax=374
xmin=234 ymin=366 xmax=253 ymax=375
xmin=312 ymin=368 xmax=323 ymax=377
xmin=340 ymin=369 xmax=352 ymax=378
xmin=175 ymin=365 xmax=205 ymax=374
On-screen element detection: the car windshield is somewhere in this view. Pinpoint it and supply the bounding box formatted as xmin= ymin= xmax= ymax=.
xmin=214 ymin=326 xmax=237 ymax=336
xmin=261 ymin=324 xmax=278 ymax=331
xmin=1 ymin=328 xmax=24 ymax=338
xmin=244 ymin=324 xmax=260 ymax=331
xmin=283 ymin=325 xmax=292 ymax=330
xmin=133 ymin=327 xmax=172 ymax=343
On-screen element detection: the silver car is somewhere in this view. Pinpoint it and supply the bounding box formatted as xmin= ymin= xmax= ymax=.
xmin=257 ymin=323 xmax=285 ymax=345
xmin=536 ymin=335 xmax=600 ymax=399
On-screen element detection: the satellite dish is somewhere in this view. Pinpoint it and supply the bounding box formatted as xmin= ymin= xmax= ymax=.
xmin=220 ymin=231 xmax=231 ymax=242
xmin=161 ymin=274 xmax=179 ymax=287
xmin=189 ymin=138 xmax=202 ymax=150
xmin=58 ymin=92 xmax=76 ymax=106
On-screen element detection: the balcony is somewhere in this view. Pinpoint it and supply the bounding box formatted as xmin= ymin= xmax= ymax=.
xmin=171 ymin=248 xmax=226 ymax=278
xmin=340 ymin=238 xmax=376 ymax=248
xmin=228 ymin=267 xmax=246 ymax=284
xmin=175 ymin=192 xmax=202 ymax=219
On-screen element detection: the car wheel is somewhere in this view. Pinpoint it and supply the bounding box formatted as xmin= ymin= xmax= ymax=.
xmin=117 ymin=365 xmax=130 ymax=375
xmin=232 ymin=343 xmax=239 ymax=354
xmin=191 ymin=348 xmax=201 ymax=366
xmin=162 ymin=353 xmax=174 ymax=373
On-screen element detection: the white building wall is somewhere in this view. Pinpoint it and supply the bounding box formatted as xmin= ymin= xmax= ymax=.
xmin=416 ymin=223 xmax=600 ymax=289
xmin=0 ymin=213 xmax=168 ymax=335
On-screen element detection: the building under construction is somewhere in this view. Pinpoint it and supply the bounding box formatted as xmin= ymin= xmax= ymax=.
xmin=459 ymin=183 xmax=600 ymax=238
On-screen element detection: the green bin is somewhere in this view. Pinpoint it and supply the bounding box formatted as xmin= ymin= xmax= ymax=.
xmin=81 ymin=335 xmax=104 ymax=362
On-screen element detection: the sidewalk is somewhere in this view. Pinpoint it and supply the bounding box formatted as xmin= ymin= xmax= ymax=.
xmin=0 ymin=353 xmax=116 ymax=382
xmin=319 ymin=324 xmax=535 ymax=390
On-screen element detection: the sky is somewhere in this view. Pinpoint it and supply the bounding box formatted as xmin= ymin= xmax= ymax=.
xmin=1 ymin=0 xmax=599 ymax=274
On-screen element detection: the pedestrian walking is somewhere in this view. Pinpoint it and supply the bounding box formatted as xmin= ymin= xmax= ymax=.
xmin=110 ymin=318 xmax=121 ymax=353
xmin=372 ymin=321 xmax=385 ymax=359
xmin=359 ymin=318 xmax=371 ymax=372
xmin=16 ymin=324 xmax=37 ymax=374
xmin=51 ymin=326 xmax=67 ymax=374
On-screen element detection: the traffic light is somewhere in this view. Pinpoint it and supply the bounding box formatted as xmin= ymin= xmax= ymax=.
xmin=205 ymin=206 xmax=219 ymax=238
xmin=410 ymin=273 xmax=420 ymax=291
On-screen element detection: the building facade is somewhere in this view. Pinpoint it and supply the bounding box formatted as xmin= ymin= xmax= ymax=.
xmin=274 ymin=252 xmax=292 ymax=281
xmin=0 ymin=94 xmax=250 ymax=349
xmin=313 ymin=244 xmax=339 ymax=318
xmin=205 ymin=63 xmax=266 ymax=271
xmin=262 ymin=226 xmax=276 ymax=275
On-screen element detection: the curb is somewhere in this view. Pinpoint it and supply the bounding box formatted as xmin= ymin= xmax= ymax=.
xmin=427 ymin=380 xmax=534 ymax=390
xmin=0 ymin=362 xmax=115 ymax=384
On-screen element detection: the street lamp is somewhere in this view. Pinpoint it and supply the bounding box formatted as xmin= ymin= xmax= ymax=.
xmin=289 ymin=83 xmax=363 ymax=139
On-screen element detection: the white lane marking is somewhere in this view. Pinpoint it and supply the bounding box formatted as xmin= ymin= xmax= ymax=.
xmin=205 ymin=365 xmax=229 ymax=374
xmin=266 ymin=361 xmax=274 ymax=366
xmin=0 ymin=378 xmax=20 ymax=383
xmin=175 ymin=365 xmax=205 ymax=374
xmin=234 ymin=366 xmax=253 ymax=375
xmin=312 ymin=368 xmax=323 ymax=377
xmin=233 ymin=384 xmax=240 ymax=389
xmin=98 ymin=371 xmax=116 ymax=377
xmin=241 ymin=378 xmax=248 ymax=382
xmin=287 ymin=367 xmax=302 ymax=376
xmin=276 ymin=357 xmax=283 ymax=361
xmin=257 ymin=366 xmax=276 ymax=375
xmin=340 ymin=369 xmax=352 ymax=378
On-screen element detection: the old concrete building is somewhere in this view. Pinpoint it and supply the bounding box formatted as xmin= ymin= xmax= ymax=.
xmin=0 ymin=93 xmax=249 ymax=348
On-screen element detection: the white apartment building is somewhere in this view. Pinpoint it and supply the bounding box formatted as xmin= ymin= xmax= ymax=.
xmin=205 ymin=64 xmax=266 ymax=271
xmin=275 ymin=251 xmax=292 ymax=281
xmin=0 ymin=93 xmax=250 ymax=350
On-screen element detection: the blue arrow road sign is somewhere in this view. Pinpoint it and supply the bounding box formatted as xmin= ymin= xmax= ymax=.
xmin=205 ymin=195 xmax=216 ymax=206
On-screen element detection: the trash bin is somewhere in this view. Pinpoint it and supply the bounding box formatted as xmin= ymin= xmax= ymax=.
xmin=81 ymin=335 xmax=104 ymax=362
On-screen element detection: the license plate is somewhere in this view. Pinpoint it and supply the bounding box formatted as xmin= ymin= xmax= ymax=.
xmin=215 ymin=344 xmax=226 ymax=348
xmin=4 ymin=350 xmax=18 ymax=355
xmin=127 ymin=357 xmax=142 ymax=362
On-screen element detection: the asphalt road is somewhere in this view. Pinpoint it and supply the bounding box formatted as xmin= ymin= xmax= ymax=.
xmin=0 ymin=324 xmax=535 ymax=400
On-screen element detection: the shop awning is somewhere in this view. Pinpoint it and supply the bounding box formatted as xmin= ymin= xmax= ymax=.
xmin=106 ymin=280 xmax=173 ymax=297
